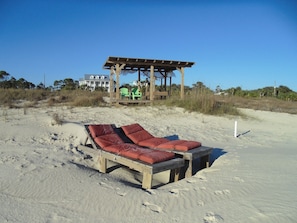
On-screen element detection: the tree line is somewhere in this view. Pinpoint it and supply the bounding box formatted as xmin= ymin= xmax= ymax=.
xmin=1 ymin=70 xmax=297 ymax=101
xmin=0 ymin=71 xmax=78 ymax=90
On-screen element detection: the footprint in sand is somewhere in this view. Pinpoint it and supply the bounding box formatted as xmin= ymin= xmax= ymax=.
xmin=186 ymin=178 xmax=197 ymax=183
xmin=197 ymin=200 xmax=205 ymax=206
xmin=203 ymin=211 xmax=224 ymax=223
xmin=233 ymin=176 xmax=244 ymax=183
xmin=48 ymin=213 xmax=72 ymax=223
xmin=194 ymin=175 xmax=208 ymax=182
xmin=99 ymin=181 xmax=114 ymax=189
xmin=143 ymin=201 xmax=162 ymax=213
xmin=116 ymin=191 xmax=127 ymax=197
xmin=170 ymin=188 xmax=179 ymax=195
xmin=169 ymin=188 xmax=189 ymax=197
xmin=214 ymin=189 xmax=230 ymax=196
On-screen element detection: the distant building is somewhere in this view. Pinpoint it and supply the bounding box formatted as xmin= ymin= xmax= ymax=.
xmin=79 ymin=74 xmax=111 ymax=92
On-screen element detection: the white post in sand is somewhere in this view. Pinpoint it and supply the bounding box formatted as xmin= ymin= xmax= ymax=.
xmin=234 ymin=120 xmax=238 ymax=138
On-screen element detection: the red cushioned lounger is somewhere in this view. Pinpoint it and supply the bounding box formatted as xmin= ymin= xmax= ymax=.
xmin=120 ymin=123 xmax=213 ymax=178
xmin=78 ymin=124 xmax=184 ymax=189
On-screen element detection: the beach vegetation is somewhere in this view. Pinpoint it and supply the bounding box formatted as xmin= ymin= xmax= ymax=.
xmin=1 ymin=72 xmax=297 ymax=115
xmin=52 ymin=113 xmax=63 ymax=125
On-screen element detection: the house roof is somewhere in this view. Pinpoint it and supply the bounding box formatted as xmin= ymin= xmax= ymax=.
xmin=103 ymin=56 xmax=195 ymax=72
xmin=82 ymin=74 xmax=110 ymax=80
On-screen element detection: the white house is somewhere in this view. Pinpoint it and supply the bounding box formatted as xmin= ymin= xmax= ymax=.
xmin=79 ymin=74 xmax=111 ymax=92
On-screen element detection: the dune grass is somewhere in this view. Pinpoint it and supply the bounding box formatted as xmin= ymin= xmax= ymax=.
xmin=0 ymin=89 xmax=106 ymax=108
xmin=157 ymin=95 xmax=238 ymax=116
xmin=1 ymin=88 xmax=297 ymax=115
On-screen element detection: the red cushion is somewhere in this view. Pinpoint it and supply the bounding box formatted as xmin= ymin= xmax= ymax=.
xmin=121 ymin=123 xmax=143 ymax=135
xmin=156 ymin=140 xmax=187 ymax=150
xmin=88 ymin=125 xmax=114 ymax=138
xmin=120 ymin=146 xmax=151 ymax=160
xmin=127 ymin=130 xmax=154 ymax=144
xmin=94 ymin=133 xmax=124 ymax=148
xmin=139 ymin=150 xmax=174 ymax=164
xmin=174 ymin=141 xmax=201 ymax=151
xmin=104 ymin=143 xmax=138 ymax=154
xmin=139 ymin=137 xmax=169 ymax=148
xmin=105 ymin=144 xmax=174 ymax=164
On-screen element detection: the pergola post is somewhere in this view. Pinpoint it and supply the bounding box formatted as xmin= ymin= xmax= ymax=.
xmin=115 ymin=63 xmax=126 ymax=103
xmin=150 ymin=65 xmax=154 ymax=101
xmin=169 ymin=76 xmax=172 ymax=96
xmin=109 ymin=66 xmax=115 ymax=104
xmin=177 ymin=67 xmax=185 ymax=99
xmin=164 ymin=72 xmax=167 ymax=91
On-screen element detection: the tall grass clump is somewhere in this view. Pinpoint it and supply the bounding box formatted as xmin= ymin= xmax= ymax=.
xmin=0 ymin=89 xmax=50 ymax=107
xmin=46 ymin=90 xmax=107 ymax=107
xmin=70 ymin=91 xmax=106 ymax=107
xmin=52 ymin=113 xmax=63 ymax=125
xmin=71 ymin=95 xmax=105 ymax=107
xmin=164 ymin=90 xmax=241 ymax=116
xmin=0 ymin=88 xmax=108 ymax=108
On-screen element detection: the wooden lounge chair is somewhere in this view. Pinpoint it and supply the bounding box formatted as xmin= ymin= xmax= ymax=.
xmin=120 ymin=123 xmax=213 ymax=178
xmin=78 ymin=124 xmax=184 ymax=189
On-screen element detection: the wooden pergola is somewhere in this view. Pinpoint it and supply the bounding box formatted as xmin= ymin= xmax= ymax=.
xmin=103 ymin=56 xmax=195 ymax=103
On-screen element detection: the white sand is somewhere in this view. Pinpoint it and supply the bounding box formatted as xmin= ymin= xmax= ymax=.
xmin=1 ymin=105 xmax=297 ymax=223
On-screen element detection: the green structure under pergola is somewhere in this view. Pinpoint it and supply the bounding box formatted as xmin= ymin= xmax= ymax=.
xmin=103 ymin=56 xmax=195 ymax=103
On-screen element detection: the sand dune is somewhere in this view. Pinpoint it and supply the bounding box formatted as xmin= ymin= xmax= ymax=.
xmin=1 ymin=105 xmax=296 ymax=222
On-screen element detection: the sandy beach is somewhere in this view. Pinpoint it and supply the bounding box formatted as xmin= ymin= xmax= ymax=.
xmin=1 ymin=105 xmax=297 ymax=223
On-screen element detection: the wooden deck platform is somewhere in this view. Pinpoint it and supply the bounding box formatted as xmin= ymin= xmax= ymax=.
xmin=110 ymin=99 xmax=152 ymax=105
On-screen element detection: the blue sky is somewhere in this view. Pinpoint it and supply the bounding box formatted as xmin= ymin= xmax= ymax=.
xmin=1 ymin=0 xmax=297 ymax=91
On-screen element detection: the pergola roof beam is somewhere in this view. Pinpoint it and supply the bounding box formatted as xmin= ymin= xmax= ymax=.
xmin=103 ymin=57 xmax=194 ymax=70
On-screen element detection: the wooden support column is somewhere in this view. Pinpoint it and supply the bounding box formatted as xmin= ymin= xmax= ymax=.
xmin=159 ymin=70 xmax=165 ymax=91
xmin=109 ymin=66 xmax=115 ymax=104
xmin=138 ymin=69 xmax=141 ymax=82
xmin=115 ymin=63 xmax=126 ymax=103
xmin=150 ymin=65 xmax=154 ymax=101
xmin=138 ymin=68 xmax=141 ymax=90
xmin=164 ymin=72 xmax=167 ymax=91
xmin=177 ymin=67 xmax=185 ymax=100
xmin=169 ymin=76 xmax=172 ymax=96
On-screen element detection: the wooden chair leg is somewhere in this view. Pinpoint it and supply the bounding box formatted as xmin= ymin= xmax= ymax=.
xmin=98 ymin=155 xmax=107 ymax=173
xmin=200 ymin=155 xmax=210 ymax=169
xmin=83 ymin=137 xmax=89 ymax=146
xmin=170 ymin=168 xmax=181 ymax=182
xmin=142 ymin=172 xmax=153 ymax=189
xmin=184 ymin=160 xmax=193 ymax=178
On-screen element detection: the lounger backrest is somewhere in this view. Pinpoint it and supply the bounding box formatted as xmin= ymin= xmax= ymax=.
xmin=121 ymin=123 xmax=154 ymax=144
xmin=89 ymin=124 xmax=114 ymax=138
xmin=88 ymin=125 xmax=124 ymax=148
xmin=121 ymin=123 xmax=202 ymax=151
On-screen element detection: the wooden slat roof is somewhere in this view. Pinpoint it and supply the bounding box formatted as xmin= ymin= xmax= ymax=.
xmin=103 ymin=56 xmax=195 ymax=72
